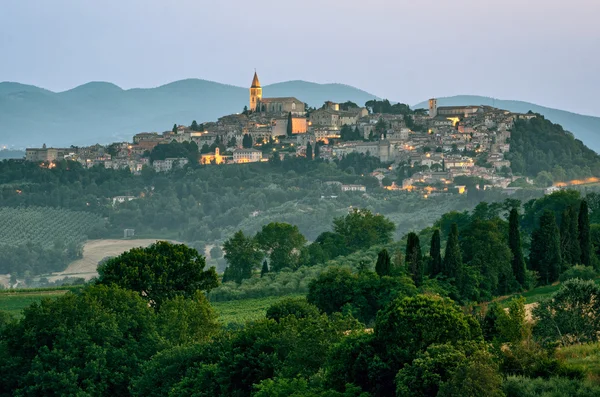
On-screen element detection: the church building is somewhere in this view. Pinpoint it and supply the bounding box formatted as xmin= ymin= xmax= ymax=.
xmin=249 ymin=71 xmax=305 ymax=115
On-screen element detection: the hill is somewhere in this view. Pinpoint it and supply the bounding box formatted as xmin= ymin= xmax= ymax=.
xmin=0 ymin=79 xmax=380 ymax=148
xmin=414 ymin=95 xmax=600 ymax=153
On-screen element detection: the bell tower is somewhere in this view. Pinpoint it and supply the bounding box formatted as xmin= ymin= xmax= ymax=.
xmin=249 ymin=71 xmax=262 ymax=112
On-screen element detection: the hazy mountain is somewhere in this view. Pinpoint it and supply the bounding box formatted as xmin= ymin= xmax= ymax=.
xmin=413 ymin=96 xmax=600 ymax=153
xmin=0 ymin=79 xmax=379 ymax=148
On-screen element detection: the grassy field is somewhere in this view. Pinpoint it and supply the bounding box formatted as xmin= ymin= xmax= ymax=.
xmin=212 ymin=294 xmax=305 ymax=326
xmin=556 ymin=343 xmax=600 ymax=383
xmin=0 ymin=287 xmax=305 ymax=326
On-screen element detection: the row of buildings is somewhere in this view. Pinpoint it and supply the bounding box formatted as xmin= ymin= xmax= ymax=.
xmin=25 ymin=71 xmax=536 ymax=191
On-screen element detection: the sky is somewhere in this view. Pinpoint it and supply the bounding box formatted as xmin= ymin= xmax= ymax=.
xmin=2 ymin=0 xmax=600 ymax=115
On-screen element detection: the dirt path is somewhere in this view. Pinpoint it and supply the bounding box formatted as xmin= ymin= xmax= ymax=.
xmin=50 ymin=239 xmax=175 ymax=281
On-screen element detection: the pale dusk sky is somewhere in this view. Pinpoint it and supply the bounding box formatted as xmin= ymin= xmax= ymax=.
xmin=1 ymin=0 xmax=599 ymax=115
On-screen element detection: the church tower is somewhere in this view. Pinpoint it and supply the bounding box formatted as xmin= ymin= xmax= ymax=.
xmin=249 ymin=71 xmax=262 ymax=112
xmin=428 ymin=98 xmax=438 ymax=118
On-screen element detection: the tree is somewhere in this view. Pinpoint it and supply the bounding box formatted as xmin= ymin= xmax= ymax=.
xmin=172 ymin=123 xmax=178 ymax=133
xmin=560 ymin=205 xmax=581 ymax=266
xmin=314 ymin=142 xmax=321 ymax=159
xmin=443 ymin=223 xmax=462 ymax=280
xmin=375 ymin=118 xmax=387 ymax=139
xmin=261 ymin=260 xmax=269 ymax=277
xmin=223 ymin=230 xmax=263 ymax=283
xmin=332 ymin=209 xmax=395 ymax=253
xmin=529 ymin=210 xmax=562 ymax=284
xmin=96 ymin=242 xmax=218 ymax=308
xmin=306 ymin=142 xmax=313 ymax=160
xmin=190 ymin=120 xmax=199 ymax=131
xmin=437 ymin=350 xmax=504 ymax=397
xmin=430 ymin=229 xmax=442 ymax=276
xmin=255 ymin=223 xmax=306 ymax=272
xmin=0 ymin=285 xmax=161 ymax=396
xmin=242 ymin=133 xmax=253 ymax=149
xmin=579 ymin=199 xmax=592 ymax=267
xmin=533 ymin=279 xmax=600 ymax=346
xmin=375 ymin=249 xmax=392 ymax=277
xmin=508 ymin=208 xmax=526 ymax=287
xmin=287 ymin=112 xmax=293 ymax=137
xmin=406 ymin=233 xmax=423 ymax=286
xmin=265 ymin=297 xmax=320 ymax=322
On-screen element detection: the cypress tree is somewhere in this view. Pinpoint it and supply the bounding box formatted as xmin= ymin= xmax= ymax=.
xmin=429 ymin=229 xmax=442 ymax=276
xmin=560 ymin=206 xmax=580 ymax=266
xmin=529 ymin=211 xmax=562 ymax=284
xmin=314 ymin=142 xmax=321 ymax=159
xmin=579 ymin=200 xmax=592 ymax=267
xmin=260 ymin=260 xmax=269 ymax=277
xmin=306 ymin=142 xmax=313 ymax=160
xmin=443 ymin=223 xmax=462 ymax=280
xmin=287 ymin=112 xmax=293 ymax=137
xmin=375 ymin=249 xmax=392 ymax=277
xmin=508 ymin=208 xmax=527 ymax=287
xmin=190 ymin=120 xmax=199 ymax=131
xmin=222 ymin=266 xmax=232 ymax=283
xmin=172 ymin=124 xmax=178 ymax=133
xmin=392 ymin=250 xmax=403 ymax=275
xmin=406 ymin=233 xmax=423 ymax=286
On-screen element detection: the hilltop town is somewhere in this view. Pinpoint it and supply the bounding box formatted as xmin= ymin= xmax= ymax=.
xmin=25 ymin=71 xmax=540 ymax=195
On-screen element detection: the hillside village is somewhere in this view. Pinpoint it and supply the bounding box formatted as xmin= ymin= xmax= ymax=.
xmin=25 ymin=71 xmax=540 ymax=195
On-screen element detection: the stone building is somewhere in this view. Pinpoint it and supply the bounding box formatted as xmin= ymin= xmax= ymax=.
xmin=249 ymin=71 xmax=305 ymax=114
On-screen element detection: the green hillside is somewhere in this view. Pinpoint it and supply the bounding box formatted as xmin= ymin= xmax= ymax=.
xmin=0 ymin=79 xmax=379 ymax=148
xmin=414 ymin=95 xmax=600 ymax=153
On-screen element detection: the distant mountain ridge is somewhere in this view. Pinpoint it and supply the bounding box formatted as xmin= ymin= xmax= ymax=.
xmin=1 ymin=79 xmax=599 ymax=153
xmin=0 ymin=79 xmax=380 ymax=148
xmin=413 ymin=96 xmax=600 ymax=152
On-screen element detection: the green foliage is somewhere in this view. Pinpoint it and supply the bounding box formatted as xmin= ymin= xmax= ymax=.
xmin=307 ymin=266 xmax=416 ymax=325
xmin=533 ymin=279 xmax=600 ymax=346
xmin=255 ymin=222 xmax=306 ymax=272
xmin=443 ymin=223 xmax=462 ymax=280
xmin=437 ymin=350 xmax=504 ymax=397
xmin=243 ymin=133 xmax=253 ymax=148
xmin=375 ymin=249 xmax=391 ymax=277
xmin=507 ymin=116 xmax=600 ymax=179
xmin=375 ymin=295 xmax=482 ymax=361
xmin=0 ymin=285 xmax=161 ymax=396
xmin=149 ymin=140 xmax=199 ymax=164
xmin=96 ymin=241 xmax=219 ymax=308
xmin=579 ymin=200 xmax=592 ymax=267
xmin=405 ymin=232 xmax=423 ymax=286
xmin=530 ymin=211 xmax=562 ymax=284
xmin=223 ymin=230 xmax=263 ymax=283
xmin=156 ymin=293 xmax=219 ymax=346
xmin=364 ymin=99 xmax=412 ymax=116
xmin=261 ymin=260 xmax=269 ymax=277
xmin=560 ymin=205 xmax=581 ymax=266
xmin=559 ymin=265 xmax=597 ymax=282
xmin=332 ymin=209 xmax=395 ymax=253
xmin=265 ymin=297 xmax=320 ymax=322
xmin=502 ymin=376 xmax=600 ymax=397
xmin=429 ymin=229 xmax=442 ymax=277
xmin=306 ymin=141 xmax=313 ymax=160
xmin=509 ymin=208 xmax=527 ymax=287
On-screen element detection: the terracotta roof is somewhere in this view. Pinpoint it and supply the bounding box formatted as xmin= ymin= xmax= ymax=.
xmin=259 ymin=97 xmax=303 ymax=104
xmin=251 ymin=71 xmax=261 ymax=88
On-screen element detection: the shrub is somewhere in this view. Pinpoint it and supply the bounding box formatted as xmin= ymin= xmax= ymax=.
xmin=559 ymin=265 xmax=597 ymax=282
xmin=502 ymin=376 xmax=600 ymax=397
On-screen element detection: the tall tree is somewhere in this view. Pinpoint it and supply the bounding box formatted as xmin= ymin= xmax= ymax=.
xmin=443 ymin=223 xmax=462 ymax=280
xmin=314 ymin=142 xmax=321 ymax=159
xmin=508 ymin=208 xmax=527 ymax=287
xmin=172 ymin=124 xmax=178 ymax=133
xmin=560 ymin=206 xmax=581 ymax=266
xmin=223 ymin=231 xmax=263 ymax=283
xmin=190 ymin=120 xmax=199 ymax=131
xmin=430 ymin=229 xmax=442 ymax=276
xmin=306 ymin=142 xmax=313 ymax=160
xmin=579 ymin=200 xmax=592 ymax=267
xmin=406 ymin=233 xmax=423 ymax=286
xmin=375 ymin=249 xmax=392 ymax=277
xmin=529 ymin=211 xmax=562 ymax=284
xmin=242 ymin=134 xmax=253 ymax=149
xmin=287 ymin=112 xmax=293 ymax=137
xmin=260 ymin=260 xmax=269 ymax=277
